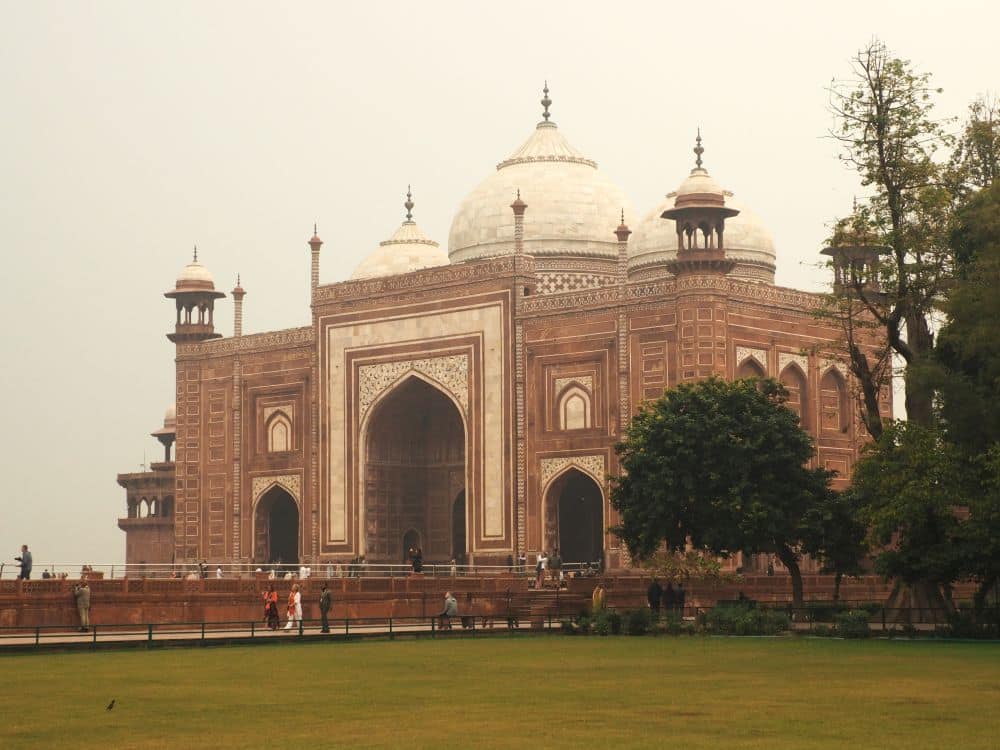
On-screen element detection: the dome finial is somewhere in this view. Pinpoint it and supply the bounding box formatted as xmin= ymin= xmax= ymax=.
xmin=404 ymin=185 xmax=414 ymax=222
xmin=694 ymin=128 xmax=704 ymax=169
xmin=193 ymin=245 xmax=198 ymax=263
xmin=541 ymin=81 xmax=552 ymax=122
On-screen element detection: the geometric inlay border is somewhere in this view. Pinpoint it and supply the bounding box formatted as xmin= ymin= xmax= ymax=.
xmin=252 ymin=473 xmax=301 ymax=503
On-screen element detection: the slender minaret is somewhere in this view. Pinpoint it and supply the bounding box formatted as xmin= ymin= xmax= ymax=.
xmin=309 ymin=224 xmax=322 ymax=292
xmin=615 ymin=211 xmax=631 ymax=431
xmin=231 ymin=275 xmax=246 ymax=337
xmin=615 ymin=208 xmax=631 ymax=291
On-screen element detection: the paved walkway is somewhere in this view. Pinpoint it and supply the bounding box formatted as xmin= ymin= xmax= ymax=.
xmin=0 ymin=617 xmax=546 ymax=652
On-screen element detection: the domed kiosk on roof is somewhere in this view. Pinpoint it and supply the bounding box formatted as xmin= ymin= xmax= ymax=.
xmin=352 ymin=188 xmax=448 ymax=280
xmin=449 ymin=84 xmax=635 ymax=293
xmin=630 ymin=137 xmax=777 ymax=283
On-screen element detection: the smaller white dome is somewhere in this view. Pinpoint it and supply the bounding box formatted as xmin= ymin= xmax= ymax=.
xmin=172 ymin=250 xmax=218 ymax=292
xmin=352 ymin=220 xmax=448 ymax=280
xmin=630 ymin=195 xmax=776 ymax=283
xmin=675 ymin=168 xmax=724 ymax=199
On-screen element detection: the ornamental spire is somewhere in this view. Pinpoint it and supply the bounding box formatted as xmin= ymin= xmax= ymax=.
xmin=193 ymin=245 xmax=198 ymax=263
xmin=541 ymin=81 xmax=552 ymax=122
xmin=694 ymin=128 xmax=704 ymax=169
xmin=404 ymin=185 xmax=414 ymax=222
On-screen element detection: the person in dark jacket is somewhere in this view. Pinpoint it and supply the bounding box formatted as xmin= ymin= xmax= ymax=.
xmin=319 ymin=584 xmax=332 ymax=633
xmin=663 ymin=581 xmax=676 ymax=613
xmin=646 ymin=577 xmax=663 ymax=616
xmin=15 ymin=545 xmax=32 ymax=580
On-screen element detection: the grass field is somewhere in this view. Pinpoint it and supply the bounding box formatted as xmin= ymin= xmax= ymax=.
xmin=3 ymin=636 xmax=999 ymax=749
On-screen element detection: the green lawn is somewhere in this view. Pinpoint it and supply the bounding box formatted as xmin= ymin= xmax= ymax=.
xmin=3 ymin=636 xmax=999 ymax=749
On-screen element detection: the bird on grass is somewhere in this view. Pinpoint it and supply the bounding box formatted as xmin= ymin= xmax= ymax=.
xmin=106 ymin=699 xmax=115 ymax=711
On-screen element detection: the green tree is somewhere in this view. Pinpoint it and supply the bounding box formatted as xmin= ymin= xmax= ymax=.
xmin=799 ymin=489 xmax=868 ymax=601
xmin=610 ymin=378 xmax=835 ymax=608
xmin=934 ymin=181 xmax=1000 ymax=450
xmin=948 ymin=95 xmax=1000 ymax=199
xmin=827 ymin=40 xmax=954 ymax=429
xmin=850 ymin=421 xmax=969 ymax=615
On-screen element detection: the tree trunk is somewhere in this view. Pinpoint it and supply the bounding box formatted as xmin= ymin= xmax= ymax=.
xmin=833 ymin=571 xmax=843 ymax=602
xmin=776 ymin=545 xmax=804 ymax=613
xmin=902 ymin=311 xmax=936 ymax=426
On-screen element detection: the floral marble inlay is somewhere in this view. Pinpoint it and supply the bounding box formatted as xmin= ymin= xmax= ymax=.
xmin=553 ymin=375 xmax=593 ymax=395
xmin=252 ymin=474 xmax=301 ymax=503
xmin=359 ymin=354 xmax=469 ymax=422
xmin=735 ymin=346 xmax=768 ymax=371
xmin=540 ymin=454 xmax=606 ymax=491
xmin=778 ymin=352 xmax=809 ymax=374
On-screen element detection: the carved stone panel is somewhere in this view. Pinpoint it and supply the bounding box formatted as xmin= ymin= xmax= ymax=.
xmin=358 ymin=354 xmax=469 ymax=423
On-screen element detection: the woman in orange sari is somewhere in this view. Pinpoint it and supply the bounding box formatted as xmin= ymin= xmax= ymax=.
xmin=263 ymin=585 xmax=279 ymax=630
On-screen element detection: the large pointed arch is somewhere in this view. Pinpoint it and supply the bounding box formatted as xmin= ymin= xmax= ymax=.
xmin=358 ymin=374 xmax=467 ymax=563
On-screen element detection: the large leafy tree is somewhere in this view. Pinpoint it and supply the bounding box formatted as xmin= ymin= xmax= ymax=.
xmin=851 ymin=422 xmax=968 ymax=590
xmin=610 ymin=378 xmax=836 ymax=608
xmin=826 ymin=40 xmax=954 ymax=430
xmin=799 ymin=489 xmax=868 ymax=602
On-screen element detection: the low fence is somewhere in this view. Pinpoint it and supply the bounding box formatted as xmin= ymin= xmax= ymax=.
xmin=0 ymin=612 xmax=562 ymax=650
xmin=0 ymin=561 xmax=601 ymax=581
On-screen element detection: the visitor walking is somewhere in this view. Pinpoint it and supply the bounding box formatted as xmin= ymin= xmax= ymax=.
xmin=319 ymin=584 xmax=332 ymax=633
xmin=591 ymin=584 xmax=606 ymax=612
xmin=264 ymin=585 xmax=280 ymax=630
xmin=549 ymin=548 xmax=562 ymax=585
xmin=198 ymin=560 xmax=208 ymax=579
xmin=284 ymin=583 xmax=302 ymax=630
xmin=73 ymin=578 xmax=91 ymax=632
xmin=535 ymin=551 xmax=547 ymax=589
xmin=439 ymin=591 xmax=457 ymax=630
xmin=506 ymin=554 xmax=514 ymax=573
xmin=517 ymin=552 xmax=526 ymax=576
xmin=15 ymin=545 xmax=32 ymax=580
xmin=647 ymin=577 xmax=662 ymax=616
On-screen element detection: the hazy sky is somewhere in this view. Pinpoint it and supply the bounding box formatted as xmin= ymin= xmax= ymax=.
xmin=1 ymin=1 xmax=995 ymax=570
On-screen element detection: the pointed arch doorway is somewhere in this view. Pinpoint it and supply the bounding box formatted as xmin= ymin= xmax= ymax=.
xmin=254 ymin=485 xmax=299 ymax=565
xmin=363 ymin=376 xmax=466 ymax=564
xmin=545 ymin=469 xmax=604 ymax=565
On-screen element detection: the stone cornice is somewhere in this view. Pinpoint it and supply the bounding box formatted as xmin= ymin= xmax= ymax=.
xmin=176 ymin=326 xmax=314 ymax=359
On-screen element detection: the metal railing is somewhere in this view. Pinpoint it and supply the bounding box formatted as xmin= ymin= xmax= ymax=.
xmin=0 ymin=560 xmax=602 ymax=581
xmin=0 ymin=611 xmax=561 ymax=649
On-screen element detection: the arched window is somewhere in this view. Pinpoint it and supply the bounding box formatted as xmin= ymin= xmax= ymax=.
xmin=558 ymin=386 xmax=592 ymax=430
xmin=148 ymin=498 xmax=158 ymax=517
xmin=267 ymin=411 xmax=293 ymax=453
xmin=820 ymin=368 xmax=849 ymax=433
xmin=161 ymin=496 xmax=174 ymax=517
xmin=780 ymin=364 xmax=809 ymax=430
xmin=736 ymin=357 xmax=766 ymax=380
xmin=138 ymin=498 xmax=149 ymax=518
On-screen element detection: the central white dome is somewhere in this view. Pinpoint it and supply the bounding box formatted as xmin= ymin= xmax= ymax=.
xmin=448 ymin=118 xmax=635 ymax=262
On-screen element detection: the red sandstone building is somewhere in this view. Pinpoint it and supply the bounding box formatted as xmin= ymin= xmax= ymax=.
xmin=118 ymin=90 xmax=886 ymax=572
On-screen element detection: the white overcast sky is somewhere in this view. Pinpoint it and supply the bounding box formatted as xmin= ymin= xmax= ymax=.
xmin=1 ymin=1 xmax=995 ymax=569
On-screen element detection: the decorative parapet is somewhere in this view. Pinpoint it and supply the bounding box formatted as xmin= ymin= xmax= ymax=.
xmin=312 ymin=256 xmax=519 ymax=304
xmin=177 ymin=326 xmax=313 ymax=359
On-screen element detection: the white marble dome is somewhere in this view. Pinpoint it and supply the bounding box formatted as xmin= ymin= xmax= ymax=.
xmin=630 ymin=194 xmax=777 ymax=283
xmin=174 ymin=253 xmax=217 ymax=291
xmin=352 ymin=219 xmax=448 ymax=280
xmin=448 ymin=119 xmax=635 ymax=262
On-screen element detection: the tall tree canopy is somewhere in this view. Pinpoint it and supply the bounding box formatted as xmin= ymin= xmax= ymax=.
xmin=826 ymin=39 xmax=954 ymax=430
xmin=610 ymin=378 xmax=837 ymax=607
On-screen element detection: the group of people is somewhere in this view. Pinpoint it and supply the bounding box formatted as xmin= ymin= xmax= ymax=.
xmin=261 ymin=583 xmax=333 ymax=633
xmin=534 ymin=549 xmax=563 ymax=589
xmin=646 ymin=577 xmax=687 ymax=616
